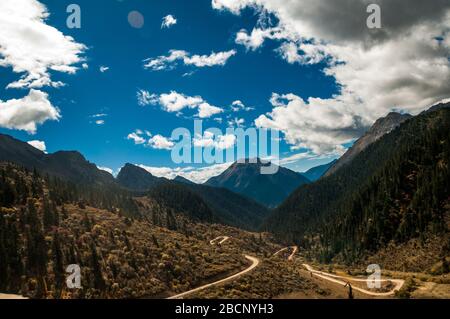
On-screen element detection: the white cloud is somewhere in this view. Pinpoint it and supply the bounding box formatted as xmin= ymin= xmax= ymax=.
xmin=141 ymin=90 xmax=224 ymax=118
xmin=197 ymin=102 xmax=224 ymax=118
xmin=89 ymin=113 xmax=107 ymax=125
xmin=127 ymin=130 xmax=174 ymax=150
xmin=161 ymin=14 xmax=177 ymax=29
xmin=137 ymin=89 xmax=158 ymax=106
xmin=144 ymin=49 xmax=236 ymax=71
xmin=277 ymin=41 xmax=327 ymax=65
xmin=231 ymin=100 xmax=253 ymax=112
xmin=148 ymin=134 xmax=175 ymax=150
xmin=214 ymin=0 xmax=450 ymax=155
xmin=0 ymin=89 xmax=60 ymax=133
xmin=99 ymin=66 xmax=110 ymax=73
xmin=90 ymin=113 xmax=107 ymax=118
xmin=255 ymin=93 xmax=365 ymax=154
xmin=137 ymin=162 xmax=233 ymax=184
xmin=184 ymin=50 xmax=237 ymax=67
xmin=0 ymin=0 xmax=86 ymax=89
xmin=27 ymin=140 xmax=46 ymax=152
xmin=235 ymin=27 xmax=294 ymax=51
xmin=82 ymin=63 xmax=89 ymax=69
xmin=193 ymin=131 xmax=237 ymax=150
xmin=127 ymin=131 xmax=146 ymax=145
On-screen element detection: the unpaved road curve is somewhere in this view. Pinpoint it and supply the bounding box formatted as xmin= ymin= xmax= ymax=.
xmin=0 ymin=294 xmax=27 ymax=299
xmin=210 ymin=236 xmax=230 ymax=245
xmin=273 ymin=246 xmax=298 ymax=261
xmin=303 ymin=264 xmax=404 ymax=297
xmin=167 ymin=255 xmax=260 ymax=299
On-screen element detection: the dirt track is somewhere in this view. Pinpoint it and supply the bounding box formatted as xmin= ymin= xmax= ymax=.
xmin=167 ymin=255 xmax=260 ymax=299
xmin=303 ymin=264 xmax=404 ymax=296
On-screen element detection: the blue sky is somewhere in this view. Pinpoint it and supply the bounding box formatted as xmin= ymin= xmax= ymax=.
xmin=1 ymin=0 xmax=449 ymax=182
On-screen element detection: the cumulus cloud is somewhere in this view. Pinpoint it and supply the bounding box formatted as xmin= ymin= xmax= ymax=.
xmin=137 ymin=162 xmax=233 ymax=184
xmin=148 ymin=134 xmax=175 ymax=150
xmin=27 ymin=140 xmax=46 ymax=152
xmin=0 ymin=0 xmax=86 ymax=89
xmin=213 ymin=0 xmax=450 ymax=155
xmin=139 ymin=90 xmax=224 ymax=118
xmin=193 ymin=131 xmax=237 ymax=150
xmin=127 ymin=130 xmax=174 ymax=150
xmin=255 ymin=93 xmax=364 ymax=154
xmin=0 ymin=89 xmax=60 ymax=133
xmin=127 ymin=131 xmax=146 ymax=145
xmin=161 ymin=14 xmax=177 ymax=29
xmin=143 ymin=49 xmax=236 ymax=71
xmin=236 ymin=27 xmax=295 ymax=51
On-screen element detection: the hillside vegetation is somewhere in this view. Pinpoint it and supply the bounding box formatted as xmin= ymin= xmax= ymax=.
xmin=0 ymin=163 xmax=270 ymax=298
xmin=267 ymin=108 xmax=450 ymax=269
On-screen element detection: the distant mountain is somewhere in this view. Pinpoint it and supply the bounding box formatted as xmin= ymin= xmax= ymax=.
xmin=205 ymin=159 xmax=310 ymax=208
xmin=0 ymin=134 xmax=115 ymax=186
xmin=324 ymin=112 xmax=412 ymax=177
xmin=116 ymin=163 xmax=269 ymax=230
xmin=182 ymin=183 xmax=270 ymax=230
xmin=117 ymin=163 xmax=165 ymax=190
xmin=266 ymin=105 xmax=450 ymax=264
xmin=301 ymin=160 xmax=337 ymax=182
xmin=424 ymin=100 xmax=450 ymax=113
xmin=174 ymin=175 xmax=196 ymax=185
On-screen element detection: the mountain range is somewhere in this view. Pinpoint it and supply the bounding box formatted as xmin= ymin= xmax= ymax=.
xmin=0 ymin=134 xmax=115 ymax=186
xmin=205 ymin=159 xmax=310 ymax=207
xmin=301 ymin=160 xmax=336 ymax=182
xmin=324 ymin=112 xmax=412 ymax=177
xmin=1 ymin=103 xmax=448 ymax=263
xmin=265 ymin=104 xmax=450 ymax=264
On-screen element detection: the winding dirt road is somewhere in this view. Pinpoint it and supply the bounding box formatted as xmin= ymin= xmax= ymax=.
xmin=273 ymin=246 xmax=298 ymax=261
xmin=303 ymin=264 xmax=404 ymax=297
xmin=209 ymin=236 xmax=230 ymax=245
xmin=167 ymin=255 xmax=260 ymax=299
xmin=0 ymin=294 xmax=27 ymax=299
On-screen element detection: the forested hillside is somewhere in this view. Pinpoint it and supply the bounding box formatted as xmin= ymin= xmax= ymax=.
xmin=266 ymin=107 xmax=450 ymax=265
xmin=0 ymin=163 xmax=267 ymax=298
xmin=116 ymin=163 xmax=270 ymax=231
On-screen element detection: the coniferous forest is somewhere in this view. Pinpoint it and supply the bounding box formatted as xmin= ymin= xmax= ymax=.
xmin=267 ymin=108 xmax=450 ymax=265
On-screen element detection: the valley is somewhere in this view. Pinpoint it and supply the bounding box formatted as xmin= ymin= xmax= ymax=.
xmin=0 ymin=104 xmax=449 ymax=299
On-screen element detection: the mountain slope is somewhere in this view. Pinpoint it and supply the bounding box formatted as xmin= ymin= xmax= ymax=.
xmin=180 ymin=183 xmax=270 ymax=230
xmin=324 ymin=112 xmax=412 ymax=177
xmin=117 ymin=163 xmax=165 ymax=190
xmin=0 ymin=163 xmax=264 ymax=299
xmin=266 ymin=105 xmax=450 ymax=264
xmin=206 ymin=159 xmax=310 ymax=207
xmin=0 ymin=134 xmax=115 ymax=186
xmin=301 ymin=160 xmax=337 ymax=182
xmin=116 ymin=163 xmax=269 ymax=230
xmin=174 ymin=175 xmax=196 ymax=185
